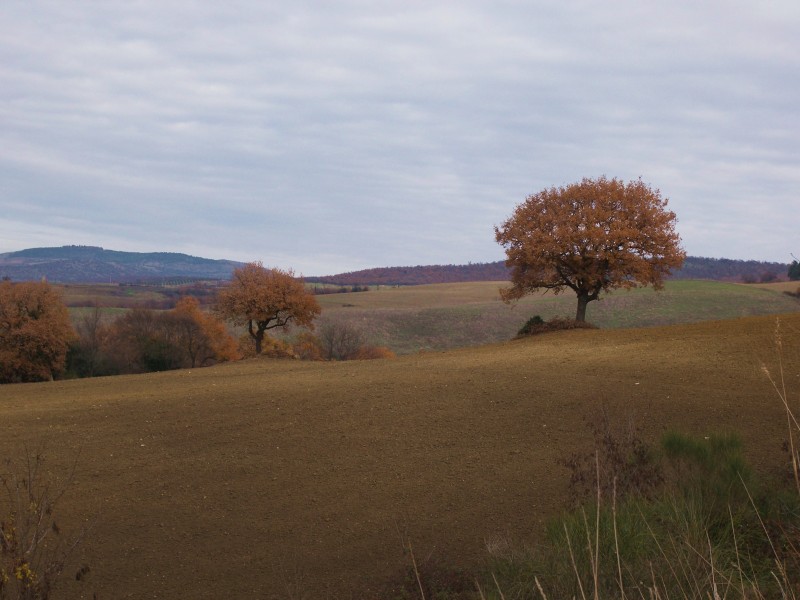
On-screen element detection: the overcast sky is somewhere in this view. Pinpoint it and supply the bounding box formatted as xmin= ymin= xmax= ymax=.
xmin=1 ymin=1 xmax=797 ymax=275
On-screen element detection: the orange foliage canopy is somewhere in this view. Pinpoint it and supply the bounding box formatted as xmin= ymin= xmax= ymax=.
xmin=172 ymin=297 xmax=240 ymax=367
xmin=0 ymin=280 xmax=75 ymax=383
xmin=495 ymin=177 xmax=686 ymax=322
xmin=215 ymin=262 xmax=321 ymax=354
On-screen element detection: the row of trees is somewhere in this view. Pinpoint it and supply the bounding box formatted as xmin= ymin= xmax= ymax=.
xmin=2 ymin=263 xmax=391 ymax=383
xmin=68 ymin=297 xmax=239 ymax=377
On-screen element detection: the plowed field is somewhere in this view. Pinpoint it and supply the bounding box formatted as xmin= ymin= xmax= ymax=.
xmin=1 ymin=313 xmax=799 ymax=598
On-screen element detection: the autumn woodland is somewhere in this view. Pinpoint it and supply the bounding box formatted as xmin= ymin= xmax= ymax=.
xmin=1 ymin=178 xmax=800 ymax=598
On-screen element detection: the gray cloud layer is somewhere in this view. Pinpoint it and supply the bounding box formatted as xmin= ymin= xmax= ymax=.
xmin=2 ymin=1 xmax=798 ymax=274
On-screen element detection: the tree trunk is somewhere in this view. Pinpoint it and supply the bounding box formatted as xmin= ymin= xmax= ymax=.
xmin=575 ymin=294 xmax=590 ymax=322
xmin=249 ymin=320 xmax=264 ymax=354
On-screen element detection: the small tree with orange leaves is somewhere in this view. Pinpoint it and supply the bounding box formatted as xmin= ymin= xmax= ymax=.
xmin=172 ymin=296 xmax=239 ymax=367
xmin=215 ymin=263 xmax=320 ymax=355
xmin=495 ymin=177 xmax=686 ymax=322
xmin=0 ymin=279 xmax=75 ymax=383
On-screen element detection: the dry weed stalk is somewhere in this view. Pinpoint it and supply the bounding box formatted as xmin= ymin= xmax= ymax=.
xmin=761 ymin=318 xmax=800 ymax=495
xmin=0 ymin=446 xmax=89 ymax=600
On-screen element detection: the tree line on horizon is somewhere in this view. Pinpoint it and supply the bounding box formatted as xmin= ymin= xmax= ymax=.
xmin=305 ymin=255 xmax=791 ymax=287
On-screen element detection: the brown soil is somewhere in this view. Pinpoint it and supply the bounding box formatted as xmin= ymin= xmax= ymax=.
xmin=1 ymin=313 xmax=799 ymax=598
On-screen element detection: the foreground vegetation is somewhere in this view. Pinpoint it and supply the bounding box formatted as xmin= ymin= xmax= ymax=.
xmin=395 ymin=319 xmax=800 ymax=600
xmin=407 ymin=428 xmax=800 ymax=599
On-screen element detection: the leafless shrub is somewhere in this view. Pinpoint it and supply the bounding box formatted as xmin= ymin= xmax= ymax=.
xmin=0 ymin=447 xmax=91 ymax=599
xmin=318 ymin=322 xmax=366 ymax=361
xmin=559 ymin=408 xmax=663 ymax=504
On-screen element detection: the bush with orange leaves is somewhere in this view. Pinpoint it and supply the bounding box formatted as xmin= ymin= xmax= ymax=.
xmin=353 ymin=345 xmax=396 ymax=360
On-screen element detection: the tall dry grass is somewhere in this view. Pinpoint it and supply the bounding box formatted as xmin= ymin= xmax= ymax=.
xmin=474 ymin=318 xmax=800 ymax=600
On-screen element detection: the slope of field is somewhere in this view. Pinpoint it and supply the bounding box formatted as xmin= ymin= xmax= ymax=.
xmin=754 ymin=280 xmax=800 ymax=294
xmin=315 ymin=280 xmax=800 ymax=354
xmin=1 ymin=314 xmax=799 ymax=598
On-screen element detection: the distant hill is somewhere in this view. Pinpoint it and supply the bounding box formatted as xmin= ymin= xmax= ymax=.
xmin=0 ymin=246 xmax=243 ymax=283
xmin=0 ymin=246 xmax=789 ymax=285
xmin=306 ymin=262 xmax=510 ymax=286
xmin=307 ymin=256 xmax=790 ymax=286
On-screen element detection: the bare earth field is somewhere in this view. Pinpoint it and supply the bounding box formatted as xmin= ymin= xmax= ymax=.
xmin=1 ymin=312 xmax=799 ymax=598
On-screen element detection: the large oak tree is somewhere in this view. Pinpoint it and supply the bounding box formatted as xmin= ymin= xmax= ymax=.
xmin=495 ymin=177 xmax=686 ymax=322
xmin=215 ymin=262 xmax=320 ymax=354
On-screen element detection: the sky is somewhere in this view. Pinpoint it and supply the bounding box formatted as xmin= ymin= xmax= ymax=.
xmin=1 ymin=1 xmax=798 ymax=275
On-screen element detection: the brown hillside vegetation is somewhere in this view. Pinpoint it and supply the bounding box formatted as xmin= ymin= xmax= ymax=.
xmin=1 ymin=314 xmax=799 ymax=598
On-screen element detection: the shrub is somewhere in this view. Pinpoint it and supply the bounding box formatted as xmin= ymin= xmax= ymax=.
xmin=353 ymin=345 xmax=396 ymax=360
xmin=236 ymin=333 xmax=258 ymax=359
xmin=661 ymin=432 xmax=753 ymax=512
xmin=487 ymin=429 xmax=800 ymax=599
xmin=559 ymin=409 xmax=663 ymax=504
xmin=291 ymin=332 xmax=323 ymax=361
xmin=318 ymin=321 xmax=365 ymax=360
xmin=0 ymin=448 xmax=91 ymax=599
xmin=238 ymin=333 xmax=295 ymax=359
xmin=258 ymin=336 xmax=295 ymax=359
xmin=517 ymin=315 xmax=544 ymax=336
xmin=517 ymin=316 xmax=597 ymax=337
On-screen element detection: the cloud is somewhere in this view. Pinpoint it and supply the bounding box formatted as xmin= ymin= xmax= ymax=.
xmin=1 ymin=0 xmax=798 ymax=273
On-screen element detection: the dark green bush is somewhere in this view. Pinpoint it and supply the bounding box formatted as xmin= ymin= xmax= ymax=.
xmin=517 ymin=315 xmax=544 ymax=336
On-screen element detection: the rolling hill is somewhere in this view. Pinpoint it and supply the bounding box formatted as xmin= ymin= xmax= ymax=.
xmin=0 ymin=245 xmax=790 ymax=285
xmin=307 ymin=256 xmax=791 ymax=286
xmin=0 ymin=245 xmax=243 ymax=283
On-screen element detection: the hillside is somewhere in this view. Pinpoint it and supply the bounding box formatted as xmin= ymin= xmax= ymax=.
xmin=0 ymin=245 xmax=790 ymax=285
xmin=1 ymin=313 xmax=798 ymax=598
xmin=308 ymin=255 xmax=790 ymax=286
xmin=0 ymin=245 xmax=243 ymax=283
